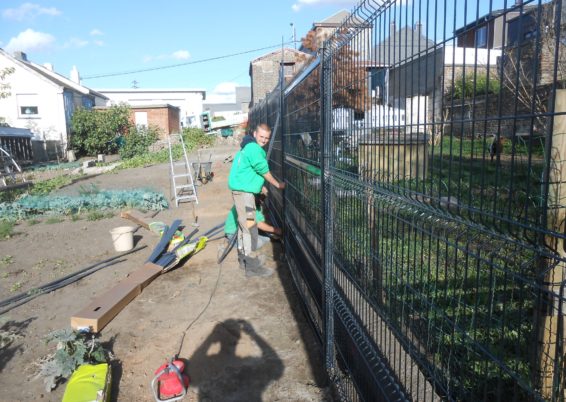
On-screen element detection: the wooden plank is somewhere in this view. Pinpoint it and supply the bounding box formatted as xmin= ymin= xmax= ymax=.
xmin=71 ymin=281 xmax=141 ymax=333
xmin=123 ymin=262 xmax=163 ymax=289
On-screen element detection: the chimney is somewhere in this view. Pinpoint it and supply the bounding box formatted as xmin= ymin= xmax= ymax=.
xmin=43 ymin=63 xmax=53 ymax=71
xmin=70 ymin=66 xmax=80 ymax=84
xmin=415 ymin=22 xmax=423 ymax=38
xmin=13 ymin=51 xmax=27 ymax=61
xmin=390 ymin=21 xmax=396 ymax=35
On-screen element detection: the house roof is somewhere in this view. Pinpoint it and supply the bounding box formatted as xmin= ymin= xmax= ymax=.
xmin=312 ymin=9 xmax=367 ymax=28
xmin=316 ymin=10 xmax=350 ymax=26
xmin=249 ymin=48 xmax=310 ymax=64
xmin=0 ymin=49 xmax=108 ymax=99
xmin=373 ymin=26 xmax=436 ymax=66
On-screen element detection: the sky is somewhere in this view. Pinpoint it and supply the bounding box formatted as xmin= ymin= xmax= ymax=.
xmin=0 ymin=0 xmax=358 ymax=103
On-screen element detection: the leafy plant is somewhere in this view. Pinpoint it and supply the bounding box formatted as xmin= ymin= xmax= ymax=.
xmin=78 ymin=183 xmax=101 ymax=196
xmin=71 ymin=104 xmax=132 ymax=156
xmin=0 ymin=255 xmax=13 ymax=265
xmin=450 ymin=72 xmax=501 ymax=99
xmin=40 ymin=329 xmax=108 ymax=391
xmin=119 ymin=125 xmax=159 ymax=159
xmin=10 ymin=282 xmax=22 ymax=292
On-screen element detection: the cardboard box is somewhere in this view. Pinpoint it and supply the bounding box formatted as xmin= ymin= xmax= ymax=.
xmin=71 ymin=280 xmax=141 ymax=333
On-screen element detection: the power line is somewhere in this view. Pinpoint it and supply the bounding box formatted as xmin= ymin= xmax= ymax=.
xmin=82 ymin=41 xmax=298 ymax=80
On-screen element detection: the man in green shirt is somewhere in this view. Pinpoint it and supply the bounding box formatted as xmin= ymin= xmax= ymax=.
xmin=228 ymin=123 xmax=285 ymax=277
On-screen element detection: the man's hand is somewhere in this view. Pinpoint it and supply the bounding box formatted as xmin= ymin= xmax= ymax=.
xmin=261 ymin=186 xmax=269 ymax=195
xmin=278 ymin=182 xmax=286 ymax=190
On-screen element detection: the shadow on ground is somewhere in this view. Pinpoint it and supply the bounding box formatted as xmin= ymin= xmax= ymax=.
xmin=187 ymin=319 xmax=284 ymax=402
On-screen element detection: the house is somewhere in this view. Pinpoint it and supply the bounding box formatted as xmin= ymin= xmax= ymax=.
xmin=203 ymin=86 xmax=251 ymax=117
xmin=97 ymin=88 xmax=206 ymax=129
xmin=0 ymin=49 xmax=108 ymax=157
xmin=249 ymin=48 xmax=310 ymax=106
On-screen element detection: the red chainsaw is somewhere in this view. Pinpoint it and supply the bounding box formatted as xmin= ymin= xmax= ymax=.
xmin=151 ymin=359 xmax=190 ymax=402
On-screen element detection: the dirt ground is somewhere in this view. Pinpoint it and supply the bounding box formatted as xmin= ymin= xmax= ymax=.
xmin=0 ymin=140 xmax=330 ymax=401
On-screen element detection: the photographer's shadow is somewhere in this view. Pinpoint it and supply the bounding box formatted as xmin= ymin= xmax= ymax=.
xmin=189 ymin=319 xmax=284 ymax=402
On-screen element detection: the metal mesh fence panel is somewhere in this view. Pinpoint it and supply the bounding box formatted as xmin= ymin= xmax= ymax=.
xmin=249 ymin=0 xmax=566 ymax=400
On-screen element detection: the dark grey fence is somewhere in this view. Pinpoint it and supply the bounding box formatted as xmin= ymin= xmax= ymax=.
xmin=249 ymin=0 xmax=566 ymax=400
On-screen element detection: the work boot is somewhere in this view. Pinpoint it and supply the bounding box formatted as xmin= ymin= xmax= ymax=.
xmin=238 ymin=253 xmax=266 ymax=270
xmin=245 ymin=263 xmax=274 ymax=278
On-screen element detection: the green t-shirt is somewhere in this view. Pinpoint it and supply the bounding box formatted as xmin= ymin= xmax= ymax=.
xmin=228 ymin=142 xmax=269 ymax=194
xmin=224 ymin=206 xmax=265 ymax=235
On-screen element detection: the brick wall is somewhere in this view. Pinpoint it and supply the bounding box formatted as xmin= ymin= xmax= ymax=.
xmin=129 ymin=105 xmax=180 ymax=139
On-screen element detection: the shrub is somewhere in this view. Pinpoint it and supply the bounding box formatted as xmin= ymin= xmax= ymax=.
xmin=71 ymin=104 xmax=132 ymax=156
xmin=119 ymin=125 xmax=159 ymax=159
xmin=451 ymin=73 xmax=501 ymax=99
xmin=183 ymin=127 xmax=215 ymax=149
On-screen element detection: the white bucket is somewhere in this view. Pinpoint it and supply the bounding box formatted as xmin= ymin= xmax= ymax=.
xmin=110 ymin=226 xmax=135 ymax=252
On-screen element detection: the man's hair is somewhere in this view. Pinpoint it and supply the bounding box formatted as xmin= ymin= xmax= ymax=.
xmin=255 ymin=123 xmax=271 ymax=133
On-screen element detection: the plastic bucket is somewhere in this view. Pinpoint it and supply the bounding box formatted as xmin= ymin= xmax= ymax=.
xmin=110 ymin=226 xmax=135 ymax=252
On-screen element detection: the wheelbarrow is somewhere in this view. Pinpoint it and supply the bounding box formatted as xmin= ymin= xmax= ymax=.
xmin=192 ymin=153 xmax=213 ymax=184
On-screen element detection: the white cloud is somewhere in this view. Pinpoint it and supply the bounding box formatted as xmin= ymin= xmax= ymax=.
xmin=172 ymin=50 xmax=190 ymax=60
xmin=292 ymin=0 xmax=355 ymax=12
xmin=63 ymin=37 xmax=88 ymax=48
xmin=144 ymin=50 xmax=191 ymax=63
xmin=93 ymin=40 xmax=104 ymax=47
xmin=2 ymin=3 xmax=61 ymax=21
xmin=90 ymin=29 xmax=104 ymax=36
xmin=5 ymin=29 xmax=55 ymax=53
xmin=206 ymin=82 xmax=237 ymax=104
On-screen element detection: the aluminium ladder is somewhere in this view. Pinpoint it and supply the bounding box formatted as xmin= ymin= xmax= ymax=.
xmin=167 ymin=134 xmax=198 ymax=206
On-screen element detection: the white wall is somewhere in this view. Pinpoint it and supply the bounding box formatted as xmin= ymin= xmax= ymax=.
xmin=0 ymin=55 xmax=67 ymax=143
xmin=98 ymin=89 xmax=205 ymax=128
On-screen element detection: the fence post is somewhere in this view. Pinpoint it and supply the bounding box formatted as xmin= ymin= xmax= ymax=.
xmin=540 ymin=88 xmax=566 ymax=399
xmin=321 ymin=44 xmax=336 ymax=375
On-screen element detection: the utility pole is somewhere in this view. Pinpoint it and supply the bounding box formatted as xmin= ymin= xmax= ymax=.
xmin=131 ymin=80 xmax=139 ymax=89
xmin=290 ymin=23 xmax=296 ymax=49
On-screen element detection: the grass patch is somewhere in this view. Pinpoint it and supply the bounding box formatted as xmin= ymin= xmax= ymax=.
xmin=27 ymin=218 xmax=40 ymax=226
xmin=44 ymin=216 xmax=64 ymax=225
xmin=117 ymin=127 xmax=215 ymax=170
xmin=0 ymin=221 xmax=14 ymax=239
xmin=86 ymin=211 xmax=114 ymax=221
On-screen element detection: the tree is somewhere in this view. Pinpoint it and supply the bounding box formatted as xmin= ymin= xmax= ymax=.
xmin=0 ymin=67 xmax=15 ymax=99
xmin=301 ymin=28 xmax=369 ymax=113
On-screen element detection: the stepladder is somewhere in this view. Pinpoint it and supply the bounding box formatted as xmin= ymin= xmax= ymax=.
xmin=168 ymin=134 xmax=198 ymax=207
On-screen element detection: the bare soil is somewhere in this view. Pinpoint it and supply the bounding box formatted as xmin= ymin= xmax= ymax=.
xmin=0 ymin=142 xmax=329 ymax=401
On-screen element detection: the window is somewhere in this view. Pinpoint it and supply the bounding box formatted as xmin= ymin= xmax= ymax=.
xmin=475 ymin=26 xmax=487 ymax=48
xmin=17 ymin=94 xmax=40 ymax=117
xmin=283 ymin=62 xmax=295 ymax=78
xmin=134 ymin=112 xmax=148 ymax=127
xmin=20 ymin=106 xmax=38 ymax=116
